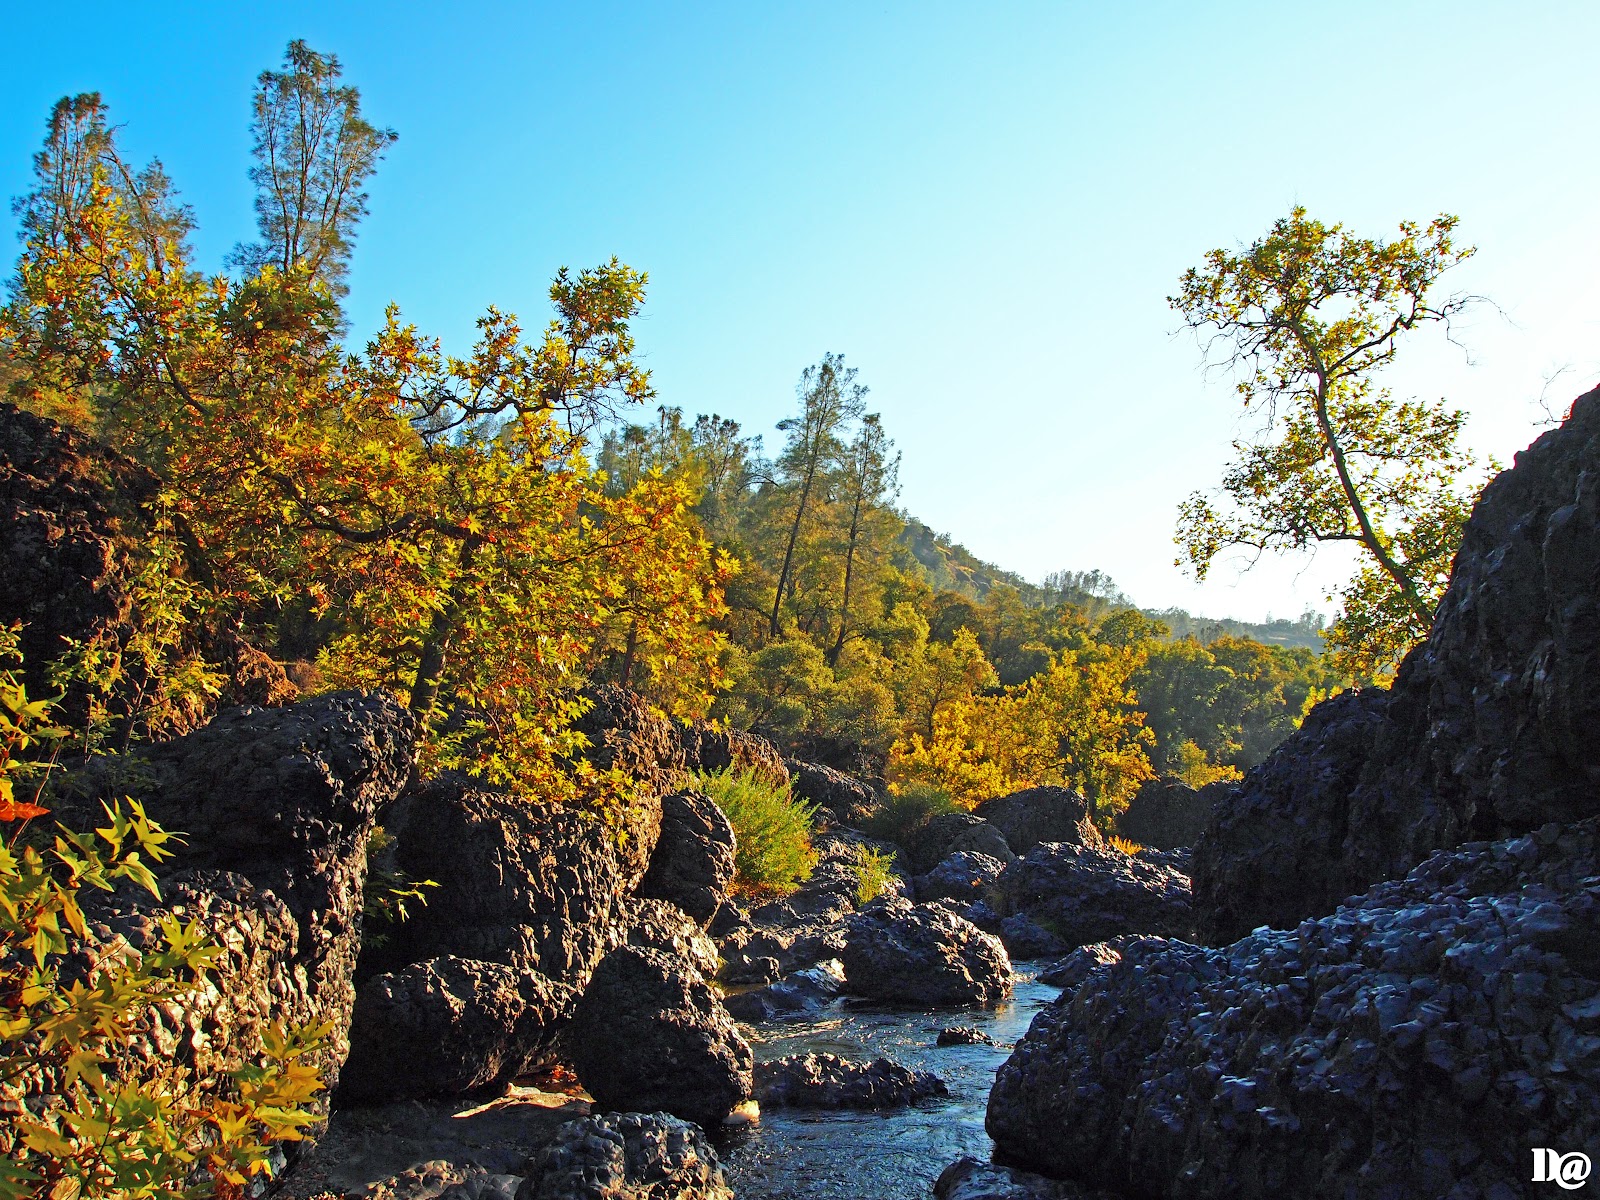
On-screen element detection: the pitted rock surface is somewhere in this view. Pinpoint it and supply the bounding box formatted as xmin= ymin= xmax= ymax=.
xmin=988 ymin=818 xmax=1600 ymax=1199
xmin=635 ymin=790 xmax=736 ymax=926
xmin=519 ymin=1111 xmax=730 ymax=1200
xmin=568 ymin=946 xmax=753 ymax=1128
xmin=906 ymin=812 xmax=1014 ymax=873
xmin=915 ymin=851 xmax=1007 ymax=905
xmin=1117 ymin=777 xmax=1225 ymax=850
xmin=679 ymin=725 xmax=789 ymax=788
xmin=841 ymin=896 xmax=1012 ymax=1007
xmin=753 ymin=1052 xmax=947 ymax=1109
xmin=606 ymin=897 xmax=720 ymax=981
xmin=723 ymin=959 xmax=845 ymax=1023
xmin=990 ymin=840 xmax=1193 ymax=951
xmin=784 ymin=758 xmax=877 ymax=823
xmin=973 ymin=786 xmax=1101 ymax=854
xmin=1196 ymin=388 xmax=1600 ymax=942
xmin=933 ymin=1157 xmax=1117 ymax=1200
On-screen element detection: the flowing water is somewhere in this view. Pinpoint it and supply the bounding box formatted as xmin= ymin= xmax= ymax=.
xmin=720 ymin=967 xmax=1060 ymax=1200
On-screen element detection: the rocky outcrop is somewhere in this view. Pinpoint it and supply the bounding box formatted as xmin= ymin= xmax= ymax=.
xmin=987 ymin=819 xmax=1600 ymax=1199
xmin=906 ymin=812 xmax=1014 ymax=873
xmin=520 ymin=1111 xmax=731 ymax=1200
xmin=679 ymin=725 xmax=789 ymax=789
xmin=607 ymin=898 xmax=720 ymax=981
xmin=973 ymin=786 xmax=1101 ymax=854
xmin=915 ymin=851 xmax=1007 ymax=905
xmin=570 ymin=686 xmax=687 ymax=823
xmin=841 ymin=897 xmax=1012 ymax=1007
xmin=568 ymin=946 xmax=753 ymax=1129
xmin=990 ymin=841 xmax=1193 ymax=951
xmin=723 ymin=959 xmax=845 ymax=1023
xmin=784 ymin=758 xmax=876 ymax=823
xmin=57 ymin=691 xmax=416 ymax=1105
xmin=1196 ymin=389 xmax=1600 ymax=942
xmin=753 ymin=1052 xmax=947 ymax=1109
xmin=635 ymin=790 xmax=736 ymax=927
xmin=341 ymin=958 xmax=575 ymax=1101
xmin=933 ymin=1158 xmax=1115 ymax=1200
xmin=1116 ymin=777 xmax=1225 ymax=850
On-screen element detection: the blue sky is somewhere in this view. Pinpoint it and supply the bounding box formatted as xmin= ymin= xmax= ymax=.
xmin=5 ymin=2 xmax=1597 ymax=621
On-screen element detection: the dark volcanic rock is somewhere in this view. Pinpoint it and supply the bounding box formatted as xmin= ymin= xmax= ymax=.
xmin=367 ymin=775 xmax=660 ymax=984
xmin=43 ymin=692 xmax=415 ymax=1117
xmin=973 ymin=786 xmax=1101 ymax=854
xmin=635 ymin=790 xmax=736 ymax=926
xmin=521 ymin=1111 xmax=731 ymax=1200
xmin=988 ymin=818 xmax=1600 ymax=1199
xmin=1036 ymin=938 xmax=1133 ymax=992
xmin=841 ymin=897 xmax=1012 ymax=1007
xmin=997 ymin=914 xmax=1070 ymax=960
xmin=1117 ymin=777 xmax=1226 ymax=850
xmin=906 ymin=811 xmax=1014 ymax=873
xmin=570 ymin=685 xmax=686 ymax=828
xmin=784 ymin=758 xmax=876 ymax=823
xmin=1196 ymin=389 xmax=1600 ymax=941
xmin=915 ymin=851 xmax=1007 ymax=905
xmin=680 ymin=724 xmax=789 ymax=788
xmin=568 ymin=946 xmax=753 ymax=1128
xmin=341 ymin=957 xmax=575 ymax=1101
xmin=990 ymin=841 xmax=1193 ymax=950
xmin=0 ymin=402 xmax=159 ymax=720
xmin=723 ymin=959 xmax=845 ymax=1023
xmin=936 ymin=1026 xmax=997 ymax=1047
xmin=753 ymin=1052 xmax=947 ymax=1109
xmin=608 ymin=897 xmax=720 ymax=981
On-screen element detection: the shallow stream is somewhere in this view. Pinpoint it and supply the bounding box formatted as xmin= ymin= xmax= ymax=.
xmin=720 ymin=967 xmax=1060 ymax=1200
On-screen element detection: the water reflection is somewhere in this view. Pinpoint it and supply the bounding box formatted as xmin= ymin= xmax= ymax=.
xmin=720 ymin=968 xmax=1059 ymax=1200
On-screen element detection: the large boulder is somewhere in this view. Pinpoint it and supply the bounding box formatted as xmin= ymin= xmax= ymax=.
xmin=1196 ymin=388 xmax=1600 ymax=941
xmin=365 ymin=776 xmax=660 ymax=983
xmin=635 ymin=790 xmax=736 ymax=926
xmin=340 ymin=957 xmax=575 ymax=1101
xmin=989 ymin=841 xmax=1193 ymax=951
xmin=973 ymin=786 xmax=1101 ymax=854
xmin=519 ymin=1111 xmax=731 ymax=1200
xmin=753 ymin=1052 xmax=947 ymax=1109
xmin=723 ymin=959 xmax=845 ymax=1023
xmin=568 ymin=946 xmax=753 ymax=1129
xmin=607 ymin=897 xmax=720 ymax=981
xmin=906 ymin=811 xmax=1014 ymax=873
xmin=57 ymin=691 xmax=415 ymax=1107
xmin=1116 ymin=777 xmax=1225 ymax=850
xmin=841 ymin=897 xmax=1012 ymax=1007
xmin=784 ymin=758 xmax=876 ymax=823
xmin=915 ymin=851 xmax=1007 ymax=905
xmin=987 ymin=818 xmax=1600 ymax=1199
xmin=571 ymin=686 xmax=688 ymax=817
xmin=679 ymin=724 xmax=789 ymax=788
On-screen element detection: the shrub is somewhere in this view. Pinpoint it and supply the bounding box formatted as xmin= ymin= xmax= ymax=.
xmin=0 ymin=628 xmax=327 ymax=1199
xmin=1109 ymin=834 xmax=1144 ymax=856
xmin=853 ymin=846 xmax=898 ymax=904
xmin=860 ymin=781 xmax=957 ymax=847
xmin=695 ymin=768 xmax=817 ymax=897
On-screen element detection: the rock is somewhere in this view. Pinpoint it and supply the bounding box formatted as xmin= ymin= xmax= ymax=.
xmin=997 ymin=914 xmax=1069 ymax=960
xmin=987 ymin=817 xmax=1600 ymax=1199
xmin=915 ymin=851 xmax=1007 ymax=905
xmin=1196 ymin=389 xmax=1600 ymax=941
xmin=973 ymin=786 xmax=1101 ymax=854
xmin=784 ymin=758 xmax=876 ymax=823
xmin=570 ymin=686 xmax=687 ymax=826
xmin=1036 ymin=939 xmax=1133 ymax=992
xmin=841 ymin=896 xmax=1012 ymax=1007
xmin=679 ymin=725 xmax=789 ymax=789
xmin=60 ymin=691 xmax=415 ymax=1105
xmin=753 ymin=1052 xmax=947 ymax=1109
xmin=990 ymin=841 xmax=1193 ymax=951
xmin=363 ymin=1161 xmax=524 ymax=1200
xmin=568 ymin=946 xmax=753 ymax=1128
xmin=341 ymin=957 xmax=575 ymax=1102
xmin=365 ymin=775 xmax=660 ymax=984
xmin=607 ymin=898 xmax=720 ymax=981
xmin=0 ymin=402 xmax=160 ymax=727
xmin=1116 ymin=777 xmax=1226 ymax=850
xmin=933 ymin=1157 xmax=1115 ymax=1200
xmin=635 ymin=791 xmax=736 ymax=926
xmin=723 ymin=959 xmax=845 ymax=1023
xmin=519 ymin=1111 xmax=730 ymax=1200
xmin=906 ymin=812 xmax=1015 ymax=873
xmin=936 ymin=1026 xmax=997 ymax=1047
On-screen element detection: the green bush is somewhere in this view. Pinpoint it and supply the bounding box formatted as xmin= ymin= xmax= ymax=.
xmin=695 ymin=768 xmax=817 ymax=896
xmin=852 ymin=846 xmax=898 ymax=904
xmin=861 ymin=781 xmax=958 ymax=847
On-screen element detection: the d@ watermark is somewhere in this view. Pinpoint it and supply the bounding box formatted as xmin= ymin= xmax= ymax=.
xmin=1533 ymin=1149 xmax=1592 ymax=1190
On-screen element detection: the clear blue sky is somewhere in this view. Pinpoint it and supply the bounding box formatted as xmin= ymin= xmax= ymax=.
xmin=5 ymin=2 xmax=1596 ymax=621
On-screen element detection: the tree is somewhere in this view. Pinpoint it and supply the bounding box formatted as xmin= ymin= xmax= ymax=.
xmin=1172 ymin=207 xmax=1484 ymax=677
xmin=827 ymin=413 xmax=899 ymax=667
xmin=228 ymin=42 xmax=396 ymax=297
xmin=768 ymin=353 xmax=866 ymax=637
